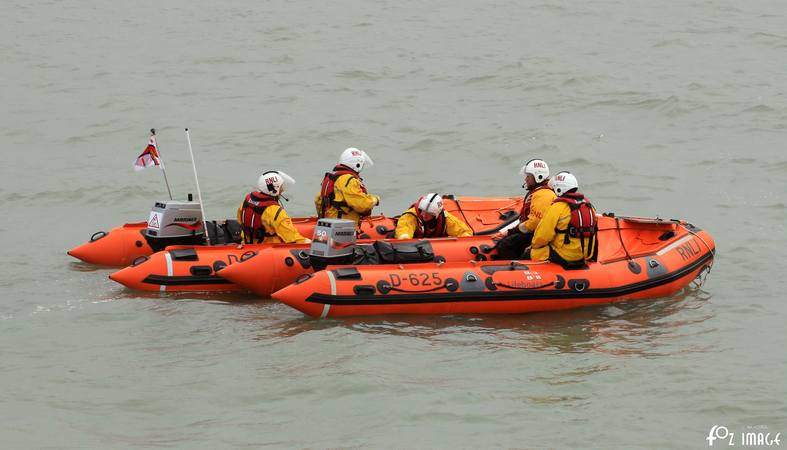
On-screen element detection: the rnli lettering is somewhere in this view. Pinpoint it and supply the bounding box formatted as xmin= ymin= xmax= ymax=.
xmin=676 ymin=239 xmax=701 ymax=261
xmin=174 ymin=217 xmax=198 ymax=222
xmin=389 ymin=272 xmax=443 ymax=287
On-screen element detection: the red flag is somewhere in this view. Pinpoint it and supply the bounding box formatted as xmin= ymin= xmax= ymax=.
xmin=133 ymin=136 xmax=162 ymax=171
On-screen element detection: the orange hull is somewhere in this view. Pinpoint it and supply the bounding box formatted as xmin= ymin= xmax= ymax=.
xmin=109 ymin=236 xmax=499 ymax=294
xmin=70 ymin=196 xmax=523 ymax=266
xmin=109 ymin=244 xmax=267 ymax=292
xmin=272 ymin=217 xmax=716 ymax=317
xmin=68 ymin=223 xmax=153 ymax=267
xmin=217 ymin=236 xmax=499 ymax=297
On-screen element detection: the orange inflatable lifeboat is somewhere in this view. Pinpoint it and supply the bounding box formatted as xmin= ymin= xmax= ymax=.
xmin=73 ymin=218 xmax=379 ymax=267
xmin=217 ymin=236 xmax=498 ymax=297
xmin=70 ymin=195 xmax=523 ymax=266
xmin=271 ymin=215 xmax=716 ymax=318
xmin=109 ymin=236 xmax=499 ymax=294
xmin=109 ymin=244 xmax=268 ymax=293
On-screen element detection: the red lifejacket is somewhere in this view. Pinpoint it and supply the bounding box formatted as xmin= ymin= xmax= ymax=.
xmin=552 ymin=191 xmax=597 ymax=255
xmin=401 ymin=206 xmax=447 ymax=238
xmin=240 ymin=192 xmax=281 ymax=243
xmin=518 ymin=183 xmax=552 ymax=222
xmin=318 ymin=165 xmax=367 ymax=217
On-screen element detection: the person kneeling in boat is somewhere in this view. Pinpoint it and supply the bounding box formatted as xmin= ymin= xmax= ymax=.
xmin=526 ymin=171 xmax=597 ymax=268
xmin=315 ymin=147 xmax=380 ymax=227
xmin=238 ymin=171 xmax=310 ymax=244
xmin=493 ymin=159 xmax=556 ymax=260
xmin=395 ymin=193 xmax=473 ymax=240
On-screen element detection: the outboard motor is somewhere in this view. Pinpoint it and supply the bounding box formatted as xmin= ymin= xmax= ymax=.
xmin=144 ymin=200 xmax=205 ymax=252
xmin=308 ymin=219 xmax=357 ymax=271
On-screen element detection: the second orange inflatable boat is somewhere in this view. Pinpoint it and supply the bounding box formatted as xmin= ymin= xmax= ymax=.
xmin=109 ymin=236 xmax=499 ymax=294
xmin=71 ymin=195 xmax=523 ymax=266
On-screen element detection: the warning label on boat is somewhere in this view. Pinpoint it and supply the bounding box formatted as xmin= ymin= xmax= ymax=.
xmin=148 ymin=211 xmax=162 ymax=229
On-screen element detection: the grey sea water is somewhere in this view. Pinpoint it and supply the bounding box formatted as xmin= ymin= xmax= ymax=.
xmin=2 ymin=0 xmax=786 ymax=448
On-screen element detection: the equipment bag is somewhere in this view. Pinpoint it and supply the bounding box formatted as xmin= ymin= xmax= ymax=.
xmin=373 ymin=240 xmax=435 ymax=264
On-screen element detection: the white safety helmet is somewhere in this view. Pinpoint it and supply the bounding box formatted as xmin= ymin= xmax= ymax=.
xmin=257 ymin=170 xmax=296 ymax=197
xmin=339 ymin=147 xmax=374 ymax=173
xmin=416 ymin=193 xmax=444 ymax=216
xmin=519 ymin=158 xmax=550 ymax=183
xmin=549 ymin=171 xmax=579 ymax=196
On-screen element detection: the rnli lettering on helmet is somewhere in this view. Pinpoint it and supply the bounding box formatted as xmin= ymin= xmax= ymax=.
xmin=265 ymin=176 xmax=277 ymax=185
xmin=352 ymin=150 xmax=361 ymax=156
xmin=533 ymin=162 xmax=546 ymax=168
xmin=556 ymin=174 xmax=566 ymax=181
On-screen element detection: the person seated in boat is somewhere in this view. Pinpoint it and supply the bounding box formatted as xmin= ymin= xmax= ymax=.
xmin=493 ymin=159 xmax=556 ymax=260
xmin=315 ymin=147 xmax=380 ymax=227
xmin=238 ymin=171 xmax=310 ymax=244
xmin=395 ymin=193 xmax=473 ymax=240
xmin=526 ymin=171 xmax=597 ymax=268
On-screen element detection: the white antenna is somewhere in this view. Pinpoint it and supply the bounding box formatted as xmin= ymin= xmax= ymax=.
xmin=184 ymin=128 xmax=211 ymax=245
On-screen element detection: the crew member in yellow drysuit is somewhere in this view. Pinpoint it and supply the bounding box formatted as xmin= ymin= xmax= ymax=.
xmin=529 ymin=171 xmax=597 ymax=267
xmin=493 ymin=159 xmax=556 ymax=260
xmin=315 ymin=147 xmax=380 ymax=227
xmin=395 ymin=193 xmax=473 ymax=240
xmin=238 ymin=170 xmax=309 ymax=244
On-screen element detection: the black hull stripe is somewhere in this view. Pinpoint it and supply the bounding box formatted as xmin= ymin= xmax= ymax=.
xmin=141 ymin=275 xmax=232 ymax=286
xmin=304 ymin=250 xmax=714 ymax=306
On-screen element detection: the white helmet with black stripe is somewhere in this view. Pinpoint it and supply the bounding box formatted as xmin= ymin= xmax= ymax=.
xmin=257 ymin=170 xmax=296 ymax=197
xmin=416 ymin=193 xmax=444 ymax=216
